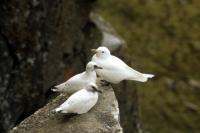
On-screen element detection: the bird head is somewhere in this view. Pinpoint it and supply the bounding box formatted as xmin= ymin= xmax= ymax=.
xmin=87 ymin=82 xmax=102 ymax=93
xmin=91 ymin=46 xmax=111 ymax=58
xmin=86 ymin=61 xmax=103 ymax=72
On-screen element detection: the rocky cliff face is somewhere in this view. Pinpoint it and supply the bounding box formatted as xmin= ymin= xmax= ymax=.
xmin=0 ymin=0 xmax=97 ymax=132
xmin=0 ymin=0 xmax=132 ymax=132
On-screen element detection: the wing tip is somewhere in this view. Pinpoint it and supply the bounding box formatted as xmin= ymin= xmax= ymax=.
xmin=143 ymin=74 xmax=155 ymax=78
xmin=53 ymin=107 xmax=64 ymax=113
xmin=51 ymin=86 xmax=58 ymax=92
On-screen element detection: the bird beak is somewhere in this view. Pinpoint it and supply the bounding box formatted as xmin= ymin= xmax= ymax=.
xmin=92 ymin=86 xmax=102 ymax=93
xmin=96 ymin=89 xmax=102 ymax=93
xmin=91 ymin=49 xmax=97 ymax=53
xmin=94 ymin=66 xmax=103 ymax=69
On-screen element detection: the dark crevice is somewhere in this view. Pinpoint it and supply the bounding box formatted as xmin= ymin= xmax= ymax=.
xmin=0 ymin=32 xmax=19 ymax=69
xmin=0 ymin=31 xmax=19 ymax=96
xmin=0 ymin=31 xmax=20 ymax=133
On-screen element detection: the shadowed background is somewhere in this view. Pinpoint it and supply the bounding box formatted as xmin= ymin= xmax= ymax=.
xmin=96 ymin=0 xmax=200 ymax=133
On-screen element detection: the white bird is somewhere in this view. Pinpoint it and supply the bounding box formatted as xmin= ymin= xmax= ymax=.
xmin=91 ymin=46 xmax=154 ymax=84
xmin=52 ymin=61 xmax=102 ymax=94
xmin=54 ymin=82 xmax=101 ymax=114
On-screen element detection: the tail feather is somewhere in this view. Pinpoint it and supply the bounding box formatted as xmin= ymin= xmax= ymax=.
xmin=127 ymin=70 xmax=154 ymax=82
xmin=55 ymin=107 xmax=62 ymax=113
xmin=51 ymin=82 xmax=66 ymax=92
xmin=53 ymin=107 xmax=68 ymax=113
xmin=142 ymin=74 xmax=154 ymax=78
xmin=128 ymin=73 xmax=148 ymax=82
xmin=51 ymin=86 xmax=59 ymax=92
xmin=134 ymin=76 xmax=148 ymax=82
xmin=116 ymin=63 xmax=155 ymax=82
xmin=52 ymin=108 xmax=61 ymax=113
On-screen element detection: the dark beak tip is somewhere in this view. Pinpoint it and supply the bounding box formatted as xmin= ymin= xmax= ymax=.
xmin=98 ymin=89 xmax=103 ymax=93
xmin=95 ymin=88 xmax=102 ymax=93
xmin=94 ymin=66 xmax=103 ymax=69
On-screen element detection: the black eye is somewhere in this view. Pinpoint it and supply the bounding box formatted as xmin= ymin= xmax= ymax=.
xmin=92 ymin=86 xmax=96 ymax=90
xmin=102 ymin=51 xmax=104 ymax=53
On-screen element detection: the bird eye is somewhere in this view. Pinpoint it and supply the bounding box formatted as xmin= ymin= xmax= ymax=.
xmin=102 ymin=51 xmax=104 ymax=53
xmin=92 ymin=86 xmax=96 ymax=90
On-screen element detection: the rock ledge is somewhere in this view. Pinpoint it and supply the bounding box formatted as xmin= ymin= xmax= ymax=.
xmin=10 ymin=86 xmax=123 ymax=133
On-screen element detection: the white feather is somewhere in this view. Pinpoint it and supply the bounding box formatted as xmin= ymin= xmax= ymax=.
xmin=52 ymin=61 xmax=97 ymax=94
xmin=55 ymin=88 xmax=98 ymax=114
xmin=92 ymin=47 xmax=154 ymax=84
xmin=142 ymin=74 xmax=154 ymax=78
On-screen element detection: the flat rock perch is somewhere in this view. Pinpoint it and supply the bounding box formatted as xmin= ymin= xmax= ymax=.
xmin=9 ymin=86 xmax=123 ymax=133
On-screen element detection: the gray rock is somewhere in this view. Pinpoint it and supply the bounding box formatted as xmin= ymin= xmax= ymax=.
xmin=189 ymin=79 xmax=200 ymax=89
xmin=10 ymin=86 xmax=123 ymax=133
xmin=0 ymin=0 xmax=97 ymax=131
xmin=90 ymin=12 xmax=126 ymax=52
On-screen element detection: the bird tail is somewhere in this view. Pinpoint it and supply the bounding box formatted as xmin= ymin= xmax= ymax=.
xmin=52 ymin=107 xmax=68 ymax=114
xmin=127 ymin=68 xmax=154 ymax=82
xmin=51 ymin=82 xmax=65 ymax=92
xmin=142 ymin=74 xmax=155 ymax=78
xmin=51 ymin=87 xmax=58 ymax=92
xmin=55 ymin=107 xmax=62 ymax=113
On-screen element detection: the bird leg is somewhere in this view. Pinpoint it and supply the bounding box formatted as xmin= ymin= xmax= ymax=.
xmin=100 ymin=80 xmax=111 ymax=86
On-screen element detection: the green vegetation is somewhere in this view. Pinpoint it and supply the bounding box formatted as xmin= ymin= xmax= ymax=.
xmin=96 ymin=0 xmax=200 ymax=133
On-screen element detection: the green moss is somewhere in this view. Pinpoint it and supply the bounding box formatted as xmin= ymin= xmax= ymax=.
xmin=96 ymin=0 xmax=200 ymax=133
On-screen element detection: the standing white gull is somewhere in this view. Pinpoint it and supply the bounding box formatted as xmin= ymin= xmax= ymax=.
xmin=54 ymin=82 xmax=101 ymax=114
xmin=52 ymin=61 xmax=102 ymax=94
xmin=91 ymin=46 xmax=154 ymax=84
